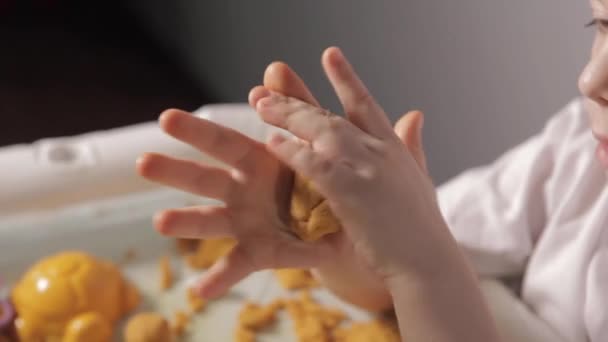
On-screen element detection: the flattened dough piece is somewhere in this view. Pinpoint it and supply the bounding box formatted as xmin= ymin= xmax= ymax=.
xmin=290 ymin=175 xmax=341 ymax=241
xmin=124 ymin=312 xmax=172 ymax=342
xmin=333 ymin=320 xmax=400 ymax=342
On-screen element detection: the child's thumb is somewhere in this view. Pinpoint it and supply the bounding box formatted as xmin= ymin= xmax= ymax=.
xmin=394 ymin=110 xmax=428 ymax=174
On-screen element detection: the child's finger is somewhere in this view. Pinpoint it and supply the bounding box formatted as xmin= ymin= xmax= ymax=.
xmin=250 ymin=61 xmax=321 ymax=114
xmin=153 ymin=206 xmax=234 ymax=239
xmin=137 ymin=153 xmax=236 ymax=201
xmin=159 ymin=109 xmax=264 ymax=171
xmin=195 ymin=240 xmax=324 ymax=299
xmin=394 ymin=110 xmax=429 ymax=174
xmin=266 ymin=133 xmax=351 ymax=192
xmin=263 ymin=61 xmax=321 ymax=107
xmin=321 ymin=47 xmax=393 ymax=138
xmin=257 ymin=93 xmax=367 ymax=155
xmin=256 ymin=94 xmax=332 ymax=142
xmin=194 ymin=245 xmax=254 ymax=299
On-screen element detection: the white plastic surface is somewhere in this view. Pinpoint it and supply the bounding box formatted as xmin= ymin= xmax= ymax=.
xmin=0 ymin=104 xmax=284 ymax=217
xmin=0 ymin=189 xmax=374 ymax=341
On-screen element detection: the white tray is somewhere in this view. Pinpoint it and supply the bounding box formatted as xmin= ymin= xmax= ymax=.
xmin=0 ymin=189 xmax=376 ymax=341
xmin=0 ymin=190 xmax=566 ymax=342
xmin=0 ymin=104 xmax=284 ymax=217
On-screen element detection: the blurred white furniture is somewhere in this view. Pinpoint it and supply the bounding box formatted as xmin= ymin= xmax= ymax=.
xmin=125 ymin=0 xmax=590 ymax=184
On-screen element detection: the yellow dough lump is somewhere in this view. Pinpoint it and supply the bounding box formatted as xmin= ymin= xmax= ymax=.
xmin=186 ymin=287 xmax=206 ymax=314
xmin=234 ymin=325 xmax=256 ymax=342
xmin=11 ymin=251 xmax=140 ymax=342
xmin=159 ymin=255 xmax=173 ymax=291
xmin=171 ymin=310 xmax=190 ymax=337
xmin=290 ymin=175 xmax=341 ymax=241
xmin=333 ymin=320 xmax=400 ymax=342
xmin=185 ymin=238 xmax=237 ymax=269
xmin=238 ymin=300 xmax=283 ymax=331
xmin=285 ymin=291 xmax=347 ymax=342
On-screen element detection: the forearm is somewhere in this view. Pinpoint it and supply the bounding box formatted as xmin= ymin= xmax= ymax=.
xmin=388 ymin=236 xmax=502 ymax=342
xmin=313 ymin=260 xmax=392 ymax=312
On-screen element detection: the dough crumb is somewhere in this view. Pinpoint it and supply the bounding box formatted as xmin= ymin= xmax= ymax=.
xmin=274 ymin=269 xmax=318 ymax=290
xmin=159 ymin=255 xmax=173 ymax=291
xmin=185 ymin=238 xmax=236 ymax=269
xmin=187 ymin=287 xmax=206 ymax=314
xmin=289 ymin=175 xmax=341 ymax=241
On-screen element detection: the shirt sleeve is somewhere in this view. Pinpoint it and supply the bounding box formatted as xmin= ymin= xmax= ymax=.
xmin=436 ymin=99 xmax=585 ymax=277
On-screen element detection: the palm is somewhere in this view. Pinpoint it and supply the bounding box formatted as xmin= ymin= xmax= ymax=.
xmin=249 ymin=60 xmax=425 ymax=311
xmin=220 ymin=143 xmax=327 ymax=263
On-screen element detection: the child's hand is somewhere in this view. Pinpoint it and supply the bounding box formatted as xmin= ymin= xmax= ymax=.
xmin=137 ymin=48 xmax=502 ymax=341
xmin=137 ymin=101 xmax=342 ymax=297
xmin=255 ymin=60 xmax=429 ymax=310
xmin=253 ymin=47 xmax=446 ymax=283
xmin=250 ymin=50 xmax=503 ymax=342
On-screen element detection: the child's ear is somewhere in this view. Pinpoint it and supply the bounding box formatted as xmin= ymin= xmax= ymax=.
xmin=394 ymin=110 xmax=428 ymax=174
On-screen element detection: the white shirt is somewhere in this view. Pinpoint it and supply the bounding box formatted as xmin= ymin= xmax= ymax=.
xmin=437 ymin=98 xmax=608 ymax=342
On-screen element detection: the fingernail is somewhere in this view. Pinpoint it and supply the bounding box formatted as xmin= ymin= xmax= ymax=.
xmin=257 ymin=96 xmax=274 ymax=110
xmin=153 ymin=211 xmax=167 ymax=231
xmin=268 ymin=133 xmax=286 ymax=146
xmin=258 ymin=88 xmax=271 ymax=98
xmin=135 ymin=155 xmax=144 ymax=167
xmin=332 ymin=46 xmax=344 ymax=59
xmin=190 ymin=285 xmax=207 ymax=299
xmin=326 ymin=46 xmax=345 ymax=66
xmin=135 ymin=154 xmax=151 ymax=174
xmin=198 ymin=283 xmax=221 ymax=300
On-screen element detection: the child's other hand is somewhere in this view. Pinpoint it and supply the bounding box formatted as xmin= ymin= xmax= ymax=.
xmin=137 ymin=46 xmax=444 ymax=304
xmin=253 ymin=60 xmax=429 ymax=310
xmin=137 ymin=102 xmax=331 ymax=299
xmin=249 ymin=48 xmax=499 ymax=342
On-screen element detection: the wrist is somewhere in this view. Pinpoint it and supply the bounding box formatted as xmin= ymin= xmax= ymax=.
xmin=387 ymin=254 xmax=502 ymax=342
xmin=384 ymin=220 xmax=476 ymax=294
xmin=385 ymin=254 xmax=475 ymax=298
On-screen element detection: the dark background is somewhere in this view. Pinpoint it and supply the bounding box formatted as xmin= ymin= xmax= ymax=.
xmin=0 ymin=0 xmax=590 ymax=183
xmin=0 ymin=0 xmax=215 ymax=146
